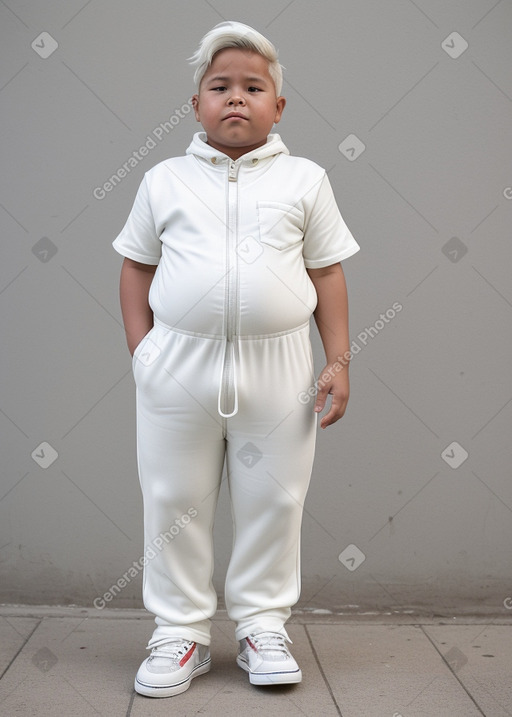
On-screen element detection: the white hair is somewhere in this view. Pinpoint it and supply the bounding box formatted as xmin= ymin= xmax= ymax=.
xmin=188 ymin=21 xmax=284 ymax=96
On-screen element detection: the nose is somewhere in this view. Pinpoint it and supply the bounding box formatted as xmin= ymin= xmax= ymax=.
xmin=228 ymin=94 xmax=245 ymax=106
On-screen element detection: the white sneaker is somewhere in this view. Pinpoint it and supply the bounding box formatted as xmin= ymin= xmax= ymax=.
xmin=237 ymin=631 xmax=302 ymax=685
xmin=134 ymin=638 xmax=211 ymax=697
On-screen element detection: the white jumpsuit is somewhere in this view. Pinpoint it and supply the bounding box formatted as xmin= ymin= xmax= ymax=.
xmin=113 ymin=132 xmax=359 ymax=646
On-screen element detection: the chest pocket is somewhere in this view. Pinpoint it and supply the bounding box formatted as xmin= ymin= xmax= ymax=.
xmin=257 ymin=201 xmax=304 ymax=251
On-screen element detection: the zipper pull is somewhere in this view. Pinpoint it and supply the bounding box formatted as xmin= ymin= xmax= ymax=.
xmin=228 ymin=161 xmax=239 ymax=182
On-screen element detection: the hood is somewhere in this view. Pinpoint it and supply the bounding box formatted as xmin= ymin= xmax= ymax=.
xmin=185 ymin=131 xmax=290 ymax=164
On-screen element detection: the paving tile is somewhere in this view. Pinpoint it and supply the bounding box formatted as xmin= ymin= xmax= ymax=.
xmin=307 ymin=624 xmax=483 ymax=717
xmin=0 ymin=616 xmax=149 ymax=716
xmin=0 ymin=617 xmax=40 ymax=675
xmin=425 ymin=624 xmax=512 ymax=717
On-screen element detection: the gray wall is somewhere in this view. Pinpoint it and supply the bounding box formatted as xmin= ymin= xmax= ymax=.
xmin=1 ymin=0 xmax=511 ymax=614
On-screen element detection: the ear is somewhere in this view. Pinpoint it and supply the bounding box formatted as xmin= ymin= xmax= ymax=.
xmin=191 ymin=94 xmax=201 ymax=122
xmin=273 ymin=96 xmax=286 ymax=124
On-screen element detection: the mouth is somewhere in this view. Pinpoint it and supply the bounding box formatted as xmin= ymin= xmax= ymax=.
xmin=223 ymin=113 xmax=248 ymax=120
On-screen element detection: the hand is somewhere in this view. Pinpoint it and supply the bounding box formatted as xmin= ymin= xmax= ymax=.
xmin=314 ymin=364 xmax=350 ymax=429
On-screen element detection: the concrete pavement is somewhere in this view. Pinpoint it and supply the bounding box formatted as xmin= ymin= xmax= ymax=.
xmin=1 ymin=606 xmax=511 ymax=716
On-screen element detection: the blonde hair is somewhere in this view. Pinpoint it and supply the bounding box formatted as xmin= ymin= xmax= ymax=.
xmin=188 ymin=21 xmax=284 ymax=95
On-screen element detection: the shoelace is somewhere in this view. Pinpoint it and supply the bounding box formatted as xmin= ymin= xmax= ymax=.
xmin=149 ymin=638 xmax=193 ymax=660
xmin=250 ymin=632 xmax=291 ymax=655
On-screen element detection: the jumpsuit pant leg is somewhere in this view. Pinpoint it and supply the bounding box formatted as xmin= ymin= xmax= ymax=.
xmin=133 ymin=323 xmax=226 ymax=647
xmin=224 ymin=324 xmax=317 ymax=641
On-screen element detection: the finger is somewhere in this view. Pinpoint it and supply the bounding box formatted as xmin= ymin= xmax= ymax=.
xmin=320 ymin=396 xmax=347 ymax=429
xmin=320 ymin=402 xmax=337 ymax=428
xmin=314 ymin=385 xmax=330 ymax=413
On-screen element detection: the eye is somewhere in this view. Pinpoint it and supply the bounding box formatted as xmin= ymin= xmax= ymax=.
xmin=211 ymin=86 xmax=226 ymax=92
xmin=248 ymin=87 xmax=262 ymax=92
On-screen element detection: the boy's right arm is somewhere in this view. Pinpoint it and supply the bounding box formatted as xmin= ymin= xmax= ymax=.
xmin=119 ymin=258 xmax=157 ymax=356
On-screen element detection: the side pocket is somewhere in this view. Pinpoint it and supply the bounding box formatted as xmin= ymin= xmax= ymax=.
xmin=131 ymin=325 xmax=156 ymax=371
xmin=257 ymin=200 xmax=304 ymax=251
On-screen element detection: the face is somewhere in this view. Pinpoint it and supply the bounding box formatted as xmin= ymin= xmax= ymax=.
xmin=192 ymin=47 xmax=286 ymax=160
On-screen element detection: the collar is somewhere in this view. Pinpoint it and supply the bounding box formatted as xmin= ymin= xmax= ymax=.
xmin=185 ymin=131 xmax=290 ymax=166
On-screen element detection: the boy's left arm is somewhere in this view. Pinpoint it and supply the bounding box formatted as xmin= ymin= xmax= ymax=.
xmin=307 ymin=262 xmax=351 ymax=429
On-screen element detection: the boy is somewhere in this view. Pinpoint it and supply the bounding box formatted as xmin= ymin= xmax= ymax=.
xmin=113 ymin=20 xmax=359 ymax=698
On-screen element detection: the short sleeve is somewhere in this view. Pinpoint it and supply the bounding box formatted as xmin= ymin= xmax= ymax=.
xmin=302 ymin=173 xmax=360 ymax=269
xmin=112 ymin=175 xmax=162 ymax=265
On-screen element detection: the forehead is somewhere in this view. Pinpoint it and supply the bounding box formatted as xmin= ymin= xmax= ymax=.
xmin=203 ymin=47 xmax=271 ymax=81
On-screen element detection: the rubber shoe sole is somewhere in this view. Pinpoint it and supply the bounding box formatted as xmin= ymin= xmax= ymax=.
xmin=236 ymin=654 xmax=302 ymax=685
xmin=134 ymin=657 xmax=211 ymax=697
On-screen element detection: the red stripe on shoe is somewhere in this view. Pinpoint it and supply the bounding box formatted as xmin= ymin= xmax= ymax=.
xmin=246 ymin=637 xmax=258 ymax=653
xmin=179 ymin=643 xmax=196 ymax=667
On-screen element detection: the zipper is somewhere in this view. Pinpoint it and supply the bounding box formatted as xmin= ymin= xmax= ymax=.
xmin=218 ymin=159 xmax=240 ymax=418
